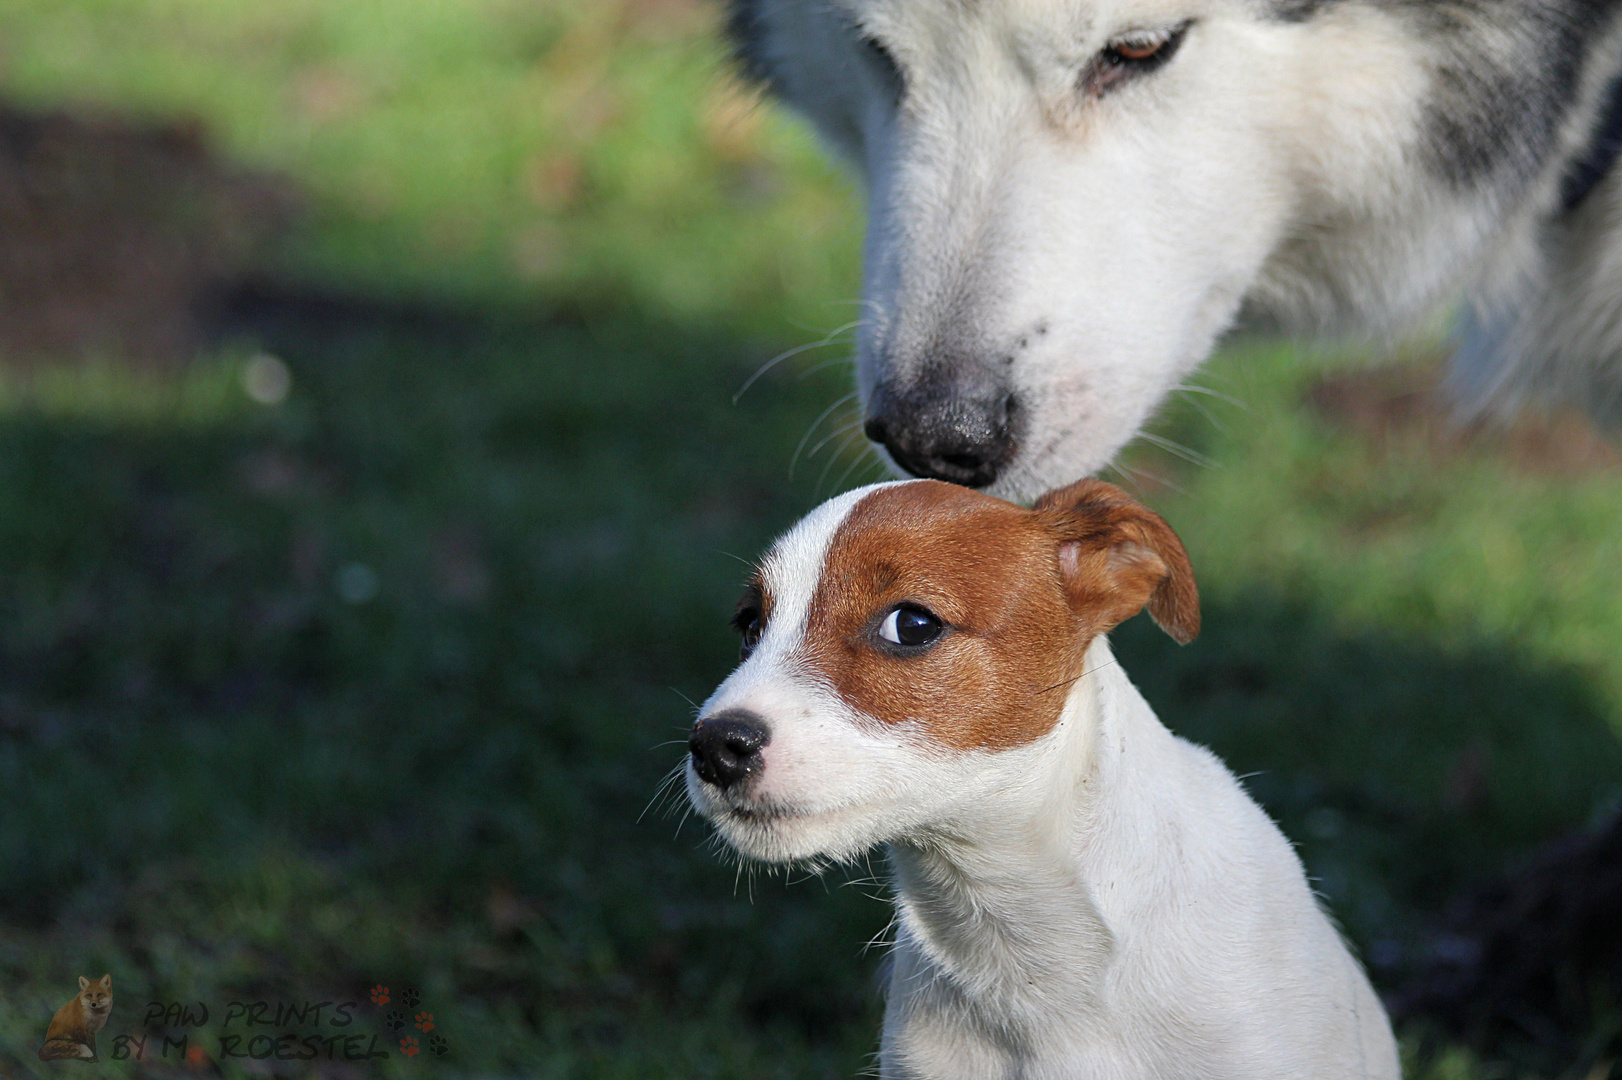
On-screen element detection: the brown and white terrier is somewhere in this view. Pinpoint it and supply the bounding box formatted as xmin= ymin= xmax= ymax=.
xmin=685 ymin=478 xmax=1398 ymax=1080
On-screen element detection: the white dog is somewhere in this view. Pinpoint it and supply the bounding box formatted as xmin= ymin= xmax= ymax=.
xmin=728 ymin=0 xmax=1622 ymax=499
xmin=685 ymin=477 xmax=1400 ymax=1079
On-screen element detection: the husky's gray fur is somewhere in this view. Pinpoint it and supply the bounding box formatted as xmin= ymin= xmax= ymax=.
xmin=729 ymin=0 xmax=1622 ymax=498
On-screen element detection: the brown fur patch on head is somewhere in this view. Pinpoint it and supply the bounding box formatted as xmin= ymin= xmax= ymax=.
xmin=796 ymin=480 xmax=1198 ymax=751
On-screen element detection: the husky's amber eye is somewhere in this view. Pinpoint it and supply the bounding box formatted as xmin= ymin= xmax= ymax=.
xmin=1086 ymin=21 xmax=1192 ymax=95
xmin=1111 ymin=38 xmax=1167 ymax=61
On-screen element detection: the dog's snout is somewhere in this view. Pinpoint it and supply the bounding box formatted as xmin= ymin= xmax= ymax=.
xmin=866 ymin=380 xmax=1017 ymax=488
xmin=690 ymin=710 xmax=770 ymax=790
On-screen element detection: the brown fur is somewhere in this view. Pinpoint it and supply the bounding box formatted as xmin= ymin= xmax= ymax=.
xmin=793 ymin=479 xmax=1197 ymax=751
xmin=38 ymin=974 xmax=112 ymax=1062
xmin=1033 ymin=477 xmax=1200 ymax=645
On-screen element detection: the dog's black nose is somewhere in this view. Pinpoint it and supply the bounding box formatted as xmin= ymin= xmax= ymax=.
xmin=689 ymin=710 xmax=770 ymax=790
xmin=865 ymin=382 xmax=1017 ymax=488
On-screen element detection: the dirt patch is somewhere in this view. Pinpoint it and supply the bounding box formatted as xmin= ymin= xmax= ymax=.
xmin=1308 ymin=360 xmax=1621 ymax=476
xmin=0 ymin=103 xmax=297 ymax=368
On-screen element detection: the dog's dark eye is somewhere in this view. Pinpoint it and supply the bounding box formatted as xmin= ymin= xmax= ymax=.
xmin=879 ymin=604 xmax=944 ymax=648
xmin=1085 ymin=22 xmax=1191 ymax=96
xmin=733 ymin=604 xmax=765 ymax=660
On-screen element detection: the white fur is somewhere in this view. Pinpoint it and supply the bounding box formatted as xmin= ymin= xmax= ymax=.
xmin=685 ymin=486 xmax=1400 ymax=1078
xmin=740 ymin=0 xmax=1622 ymax=498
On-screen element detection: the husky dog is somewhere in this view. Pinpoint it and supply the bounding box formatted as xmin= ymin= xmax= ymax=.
xmin=728 ymin=0 xmax=1622 ymax=499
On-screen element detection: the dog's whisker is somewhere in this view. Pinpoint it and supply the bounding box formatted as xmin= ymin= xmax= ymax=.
xmin=828 ymin=443 xmax=879 ymax=495
xmin=805 ymin=416 xmax=867 ymax=462
xmin=790 ymin=390 xmax=860 ymax=478
xmin=1108 ymin=457 xmax=1191 ymax=497
xmin=796 ymin=353 xmax=858 ymax=380
xmin=1173 ymin=391 xmax=1226 ymax=433
xmin=734 ymin=321 xmax=863 ymax=403
xmin=819 ymin=297 xmax=882 ymax=319
xmin=1098 ymin=460 xmax=1144 ymax=497
xmin=1034 ymin=658 xmax=1120 ymax=697
xmin=640 ymin=763 xmax=691 ymax=824
xmin=672 ymin=802 xmax=694 ymax=839
xmin=1136 ymin=431 xmax=1219 ymax=470
xmin=815 ymin=429 xmax=864 ymax=497
xmin=1174 ymin=380 xmax=1250 ymax=412
xmin=862 ymin=912 xmax=899 ymax=956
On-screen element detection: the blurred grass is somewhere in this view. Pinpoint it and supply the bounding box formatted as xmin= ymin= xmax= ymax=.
xmin=0 ymin=1 xmax=1616 ymax=1077
xmin=0 ymin=0 xmax=863 ymax=330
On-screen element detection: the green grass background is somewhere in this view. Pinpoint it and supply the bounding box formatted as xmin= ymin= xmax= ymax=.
xmin=0 ymin=0 xmax=1618 ymax=1075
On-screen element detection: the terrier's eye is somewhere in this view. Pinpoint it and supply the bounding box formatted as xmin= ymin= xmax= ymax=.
xmin=879 ymin=604 xmax=944 ymax=648
xmin=733 ymin=604 xmax=765 ymax=660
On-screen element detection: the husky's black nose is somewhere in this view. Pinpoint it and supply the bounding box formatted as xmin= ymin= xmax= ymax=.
xmin=690 ymin=710 xmax=770 ymax=790
xmin=864 ymin=380 xmax=1017 ymax=488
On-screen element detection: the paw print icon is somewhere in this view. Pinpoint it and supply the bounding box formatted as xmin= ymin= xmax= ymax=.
xmin=414 ymin=1011 xmax=435 ymax=1032
xmin=428 ymin=1034 xmax=449 ymax=1056
xmin=401 ymin=987 xmax=422 ymax=1009
xmin=369 ymin=984 xmax=390 ymax=1005
xmin=399 ymin=1035 xmax=420 ymax=1058
xmin=384 ymin=1009 xmax=406 ymax=1032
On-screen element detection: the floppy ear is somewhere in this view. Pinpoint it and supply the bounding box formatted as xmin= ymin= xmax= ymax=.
xmin=1033 ymin=478 xmax=1200 ymax=644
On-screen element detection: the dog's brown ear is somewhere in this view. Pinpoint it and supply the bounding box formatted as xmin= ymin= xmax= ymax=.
xmin=1034 ymin=478 xmax=1200 ymax=644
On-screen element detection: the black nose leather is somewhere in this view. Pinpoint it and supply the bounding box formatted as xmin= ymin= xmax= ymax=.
xmin=865 ymin=385 xmax=1016 ymax=488
xmin=689 ymin=710 xmax=770 ymax=790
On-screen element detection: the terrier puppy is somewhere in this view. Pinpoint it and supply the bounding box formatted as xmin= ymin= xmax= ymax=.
xmin=685 ymin=478 xmax=1398 ymax=1079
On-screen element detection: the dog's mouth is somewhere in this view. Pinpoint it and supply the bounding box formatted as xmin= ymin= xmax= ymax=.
xmin=710 ymin=794 xmax=798 ymax=825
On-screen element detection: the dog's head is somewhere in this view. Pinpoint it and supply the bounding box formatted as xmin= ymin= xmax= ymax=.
xmin=685 ymin=478 xmax=1197 ymax=864
xmin=731 ymin=0 xmax=1444 ymax=497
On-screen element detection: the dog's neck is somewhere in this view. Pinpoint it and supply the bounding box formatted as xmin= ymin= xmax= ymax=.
xmin=884 ymin=636 xmax=1180 ymax=1034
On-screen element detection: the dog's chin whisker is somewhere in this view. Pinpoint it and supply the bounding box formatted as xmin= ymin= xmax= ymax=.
xmin=638 ymin=763 xmax=689 ymax=825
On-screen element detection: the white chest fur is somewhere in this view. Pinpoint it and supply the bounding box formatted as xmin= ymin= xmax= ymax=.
xmin=875 ymin=641 xmax=1399 ymax=1080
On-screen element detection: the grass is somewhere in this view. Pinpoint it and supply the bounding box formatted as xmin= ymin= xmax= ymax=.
xmin=0 ymin=1 xmax=1617 ymax=1076
xmin=0 ymin=0 xmax=862 ymax=331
